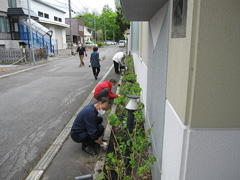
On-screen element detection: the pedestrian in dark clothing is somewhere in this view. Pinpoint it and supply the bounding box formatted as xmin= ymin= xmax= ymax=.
xmin=90 ymin=46 xmax=101 ymax=80
xmin=77 ymin=43 xmax=87 ymax=67
xmin=70 ymin=97 xmax=109 ymax=155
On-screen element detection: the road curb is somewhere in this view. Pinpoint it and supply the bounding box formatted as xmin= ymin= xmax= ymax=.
xmin=25 ymin=64 xmax=114 ymax=180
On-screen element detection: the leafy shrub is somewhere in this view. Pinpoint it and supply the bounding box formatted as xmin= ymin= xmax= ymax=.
xmin=101 ymin=56 xmax=156 ymax=180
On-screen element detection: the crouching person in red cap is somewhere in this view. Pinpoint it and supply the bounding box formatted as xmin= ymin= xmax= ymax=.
xmin=94 ymin=78 xmax=118 ymax=104
xmin=70 ymin=97 xmax=109 ymax=155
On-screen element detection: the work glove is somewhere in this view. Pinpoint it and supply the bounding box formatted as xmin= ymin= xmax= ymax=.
xmin=85 ymin=53 xmax=87 ymax=57
xmin=100 ymin=142 xmax=108 ymax=150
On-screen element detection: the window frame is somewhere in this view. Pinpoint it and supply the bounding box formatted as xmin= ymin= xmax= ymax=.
xmin=38 ymin=11 xmax=43 ymax=17
xmin=0 ymin=16 xmax=11 ymax=33
xmin=44 ymin=13 xmax=49 ymax=19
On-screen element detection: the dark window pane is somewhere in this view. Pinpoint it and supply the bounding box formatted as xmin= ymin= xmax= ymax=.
xmin=12 ymin=0 xmax=16 ymax=8
xmin=172 ymin=0 xmax=187 ymax=38
xmin=54 ymin=16 xmax=57 ymax=21
xmin=44 ymin=13 xmax=49 ymax=19
xmin=6 ymin=18 xmax=10 ymax=33
xmin=8 ymin=0 xmax=16 ymax=8
xmin=38 ymin=11 xmax=43 ymax=17
xmin=59 ymin=18 xmax=62 ymax=22
xmin=0 ymin=17 xmax=5 ymax=33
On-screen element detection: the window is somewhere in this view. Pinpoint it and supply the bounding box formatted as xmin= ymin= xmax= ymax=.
xmin=38 ymin=11 xmax=43 ymax=17
xmin=54 ymin=16 xmax=58 ymax=21
xmin=171 ymin=0 xmax=188 ymax=38
xmin=0 ymin=17 xmax=10 ymax=33
xmin=8 ymin=0 xmax=16 ymax=8
xmin=44 ymin=13 xmax=49 ymax=19
xmin=0 ymin=17 xmax=5 ymax=33
xmin=6 ymin=18 xmax=10 ymax=33
xmin=58 ymin=18 xmax=62 ymax=22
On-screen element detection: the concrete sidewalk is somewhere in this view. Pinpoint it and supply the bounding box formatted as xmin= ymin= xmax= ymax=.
xmin=24 ymin=65 xmax=121 ymax=180
xmin=0 ymin=54 xmax=72 ymax=78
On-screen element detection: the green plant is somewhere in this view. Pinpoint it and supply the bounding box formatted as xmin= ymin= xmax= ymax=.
xmin=100 ymin=56 xmax=156 ymax=180
xmin=98 ymin=42 xmax=104 ymax=47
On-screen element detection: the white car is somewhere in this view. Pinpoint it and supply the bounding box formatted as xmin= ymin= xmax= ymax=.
xmin=84 ymin=41 xmax=98 ymax=48
xmin=106 ymin=40 xmax=116 ymax=45
xmin=119 ymin=40 xmax=125 ymax=47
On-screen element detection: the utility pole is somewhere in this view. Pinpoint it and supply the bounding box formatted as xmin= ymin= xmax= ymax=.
xmin=27 ymin=0 xmax=35 ymax=65
xmin=68 ymin=0 xmax=73 ymax=55
xmin=94 ymin=17 xmax=96 ymax=42
xmin=113 ymin=28 xmax=115 ymax=42
xmin=104 ymin=16 xmax=106 ymax=44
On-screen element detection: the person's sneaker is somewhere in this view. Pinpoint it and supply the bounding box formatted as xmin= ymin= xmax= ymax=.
xmin=82 ymin=145 xmax=97 ymax=155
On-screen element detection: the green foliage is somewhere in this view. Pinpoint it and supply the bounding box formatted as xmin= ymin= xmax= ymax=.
xmin=102 ymin=56 xmax=156 ymax=180
xmin=76 ymin=4 xmax=129 ymax=42
xmin=97 ymin=42 xmax=104 ymax=47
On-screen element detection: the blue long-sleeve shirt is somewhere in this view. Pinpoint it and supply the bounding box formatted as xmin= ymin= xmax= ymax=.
xmin=71 ymin=104 xmax=100 ymax=140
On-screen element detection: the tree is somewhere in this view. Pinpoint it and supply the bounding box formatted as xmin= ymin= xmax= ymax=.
xmin=115 ymin=5 xmax=130 ymax=41
xmin=75 ymin=4 xmax=129 ymax=43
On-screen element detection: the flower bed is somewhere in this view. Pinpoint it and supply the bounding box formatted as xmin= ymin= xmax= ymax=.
xmin=99 ymin=56 xmax=156 ymax=180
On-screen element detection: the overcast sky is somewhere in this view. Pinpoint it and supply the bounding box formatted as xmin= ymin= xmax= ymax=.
xmin=41 ymin=0 xmax=116 ymax=16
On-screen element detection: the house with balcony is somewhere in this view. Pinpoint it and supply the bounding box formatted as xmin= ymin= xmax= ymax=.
xmin=0 ymin=0 xmax=39 ymax=49
xmin=121 ymin=0 xmax=240 ymax=180
xmin=21 ymin=0 xmax=69 ymax=51
xmin=0 ymin=0 xmax=68 ymax=57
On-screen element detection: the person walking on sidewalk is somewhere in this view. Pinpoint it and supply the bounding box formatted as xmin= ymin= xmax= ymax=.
xmin=94 ymin=79 xmax=118 ymax=104
xmin=90 ymin=46 xmax=101 ymax=80
xmin=112 ymin=52 xmax=126 ymax=74
xmin=70 ymin=97 xmax=109 ymax=155
xmin=77 ymin=43 xmax=86 ymax=67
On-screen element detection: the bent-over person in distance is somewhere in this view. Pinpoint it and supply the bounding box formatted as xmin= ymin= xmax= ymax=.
xmin=112 ymin=52 xmax=126 ymax=74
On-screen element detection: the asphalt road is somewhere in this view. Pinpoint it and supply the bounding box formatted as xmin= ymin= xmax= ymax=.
xmin=0 ymin=45 xmax=123 ymax=180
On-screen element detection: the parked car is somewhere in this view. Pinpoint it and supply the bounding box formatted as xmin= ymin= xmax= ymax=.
xmin=119 ymin=40 xmax=125 ymax=47
xmin=84 ymin=41 xmax=98 ymax=48
xmin=106 ymin=40 xmax=116 ymax=45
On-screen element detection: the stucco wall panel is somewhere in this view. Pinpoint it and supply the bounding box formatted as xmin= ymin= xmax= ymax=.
xmin=166 ymin=0 xmax=195 ymax=125
xmin=191 ymin=0 xmax=240 ymax=127
xmin=185 ymin=128 xmax=240 ymax=180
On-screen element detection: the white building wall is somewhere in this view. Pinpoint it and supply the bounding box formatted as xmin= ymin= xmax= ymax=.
xmin=133 ymin=53 xmax=147 ymax=106
xmin=21 ymin=0 xmax=66 ymax=23
xmin=0 ymin=40 xmax=20 ymax=49
xmin=21 ymin=0 xmax=67 ymax=50
xmin=0 ymin=0 xmax=9 ymax=11
xmin=162 ymin=100 xmax=240 ymax=180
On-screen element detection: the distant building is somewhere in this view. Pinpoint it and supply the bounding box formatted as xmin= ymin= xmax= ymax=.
xmin=0 ymin=0 xmax=39 ymax=49
xmin=65 ymin=17 xmax=84 ymax=47
xmin=21 ymin=0 xmax=69 ymax=50
xmin=0 ymin=0 xmax=69 ymax=55
xmin=84 ymin=26 xmax=93 ymax=42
